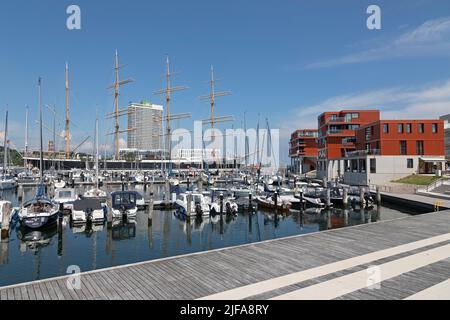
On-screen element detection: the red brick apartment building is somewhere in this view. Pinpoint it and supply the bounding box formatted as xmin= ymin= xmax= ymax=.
xmin=317 ymin=114 xmax=446 ymax=186
xmin=289 ymin=129 xmax=318 ymax=174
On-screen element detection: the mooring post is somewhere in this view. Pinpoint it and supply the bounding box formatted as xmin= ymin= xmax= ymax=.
xmin=107 ymin=206 xmax=113 ymax=230
xmin=187 ymin=177 xmax=190 ymax=191
xmin=376 ymin=186 xmax=381 ymax=205
xmin=197 ymin=179 xmax=203 ymax=194
xmin=300 ymin=191 xmax=305 ymax=211
xmin=326 ymin=188 xmax=332 ymax=208
xmin=1 ymin=203 xmax=12 ymax=240
xmin=274 ymin=191 xmax=278 ymax=216
xmin=360 ymin=187 xmax=366 ymax=208
xmin=249 ymin=193 xmax=253 ymax=212
xmin=322 ymin=177 xmax=327 ymax=188
xmin=148 ymin=197 xmax=154 ymax=227
xmin=186 ymin=192 xmax=193 ymax=221
xmin=343 ymin=188 xmax=348 ymax=208
xmin=165 ymin=180 xmax=171 ymax=207
xmin=220 ymin=193 xmax=224 ymax=217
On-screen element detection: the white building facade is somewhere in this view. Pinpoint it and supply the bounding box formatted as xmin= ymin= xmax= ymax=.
xmin=127 ymin=102 xmax=163 ymax=152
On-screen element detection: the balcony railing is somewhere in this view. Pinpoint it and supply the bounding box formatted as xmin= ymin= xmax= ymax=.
xmin=346 ymin=149 xmax=381 ymax=157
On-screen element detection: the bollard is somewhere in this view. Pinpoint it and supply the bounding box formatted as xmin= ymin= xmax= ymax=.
xmin=376 ymin=186 xmax=381 ymax=205
xmin=343 ymin=188 xmax=348 ymax=208
xmin=197 ymin=179 xmax=203 ymax=194
xmin=107 ymin=207 xmax=113 ymax=230
xmin=360 ymin=187 xmax=366 ymax=208
xmin=148 ymin=197 xmax=154 ymax=227
xmin=326 ymin=188 xmax=332 ymax=208
xmin=186 ymin=193 xmax=193 ymax=221
xmin=165 ymin=180 xmax=171 ymax=207
xmin=299 ymin=191 xmax=305 ymax=211
xmin=274 ymin=191 xmax=278 ymax=215
xmin=1 ymin=203 xmax=12 ymax=240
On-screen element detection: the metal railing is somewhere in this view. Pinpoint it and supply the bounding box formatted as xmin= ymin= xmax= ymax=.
xmin=417 ymin=178 xmax=450 ymax=193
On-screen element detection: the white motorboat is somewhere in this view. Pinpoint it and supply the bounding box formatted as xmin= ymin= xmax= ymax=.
xmin=175 ymin=193 xmax=211 ymax=217
xmin=54 ymin=188 xmax=78 ymax=212
xmin=71 ymin=199 xmax=105 ymax=224
xmin=209 ymin=198 xmax=239 ymax=215
xmin=110 ymin=191 xmax=138 ymax=219
xmin=53 ymin=180 xmax=66 ymax=189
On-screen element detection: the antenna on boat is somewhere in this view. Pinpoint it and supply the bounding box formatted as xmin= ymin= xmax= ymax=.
xmin=106 ymin=50 xmax=134 ymax=161
xmin=154 ymin=56 xmax=190 ymax=175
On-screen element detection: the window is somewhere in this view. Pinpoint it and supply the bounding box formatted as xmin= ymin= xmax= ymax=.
xmin=432 ymin=123 xmax=438 ymax=133
xmin=383 ymin=123 xmax=389 ymax=134
xmin=359 ymin=159 xmax=366 ymax=173
xmin=370 ymin=159 xmax=376 ymax=174
xmin=345 ymin=160 xmax=350 ymax=172
xmin=416 ymin=141 xmax=424 ymax=155
xmin=398 ymin=124 xmax=404 ymax=133
xmin=351 ymin=159 xmax=358 ymax=172
xmin=406 ymin=123 xmax=412 ymax=134
xmin=400 ymin=141 xmax=407 ymax=155
xmin=419 ymin=123 xmax=425 ymax=133
xmin=331 ymin=114 xmax=337 ymax=121
xmin=348 ymin=124 xmax=360 ymax=130
xmin=407 ymin=159 xmax=414 ymax=169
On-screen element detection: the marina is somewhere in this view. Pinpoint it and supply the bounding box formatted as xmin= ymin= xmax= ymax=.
xmin=0 ymin=207 xmax=448 ymax=300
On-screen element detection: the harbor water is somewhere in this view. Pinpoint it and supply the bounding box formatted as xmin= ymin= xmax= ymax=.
xmin=0 ymin=184 xmax=430 ymax=287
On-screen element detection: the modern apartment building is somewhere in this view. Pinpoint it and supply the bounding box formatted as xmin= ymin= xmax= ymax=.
xmin=316 ymin=110 xmax=380 ymax=179
xmin=342 ymin=120 xmax=445 ymax=186
xmin=127 ymin=101 xmax=163 ymax=153
xmin=289 ymin=129 xmax=318 ymax=174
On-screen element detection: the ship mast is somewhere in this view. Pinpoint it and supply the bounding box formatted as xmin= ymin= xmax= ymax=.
xmin=106 ymin=50 xmax=133 ymax=160
xmin=65 ymin=63 xmax=71 ymax=159
xmin=200 ymin=66 xmax=233 ymax=164
xmin=155 ymin=56 xmax=190 ymax=174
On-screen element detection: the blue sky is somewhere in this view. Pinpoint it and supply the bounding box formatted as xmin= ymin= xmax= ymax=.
xmin=1 ymin=0 xmax=450 ymax=163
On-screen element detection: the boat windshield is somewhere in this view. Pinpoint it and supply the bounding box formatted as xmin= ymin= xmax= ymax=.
xmin=57 ymin=191 xmax=73 ymax=198
xmin=193 ymin=195 xmax=202 ymax=204
xmin=112 ymin=193 xmax=137 ymax=209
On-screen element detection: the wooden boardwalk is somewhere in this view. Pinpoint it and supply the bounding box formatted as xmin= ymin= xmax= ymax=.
xmin=1 ymin=210 xmax=450 ymax=300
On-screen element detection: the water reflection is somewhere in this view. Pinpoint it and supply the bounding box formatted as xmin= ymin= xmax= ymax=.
xmin=0 ymin=184 xmax=424 ymax=287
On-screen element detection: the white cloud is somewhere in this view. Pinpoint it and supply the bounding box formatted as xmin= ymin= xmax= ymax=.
xmin=306 ymin=17 xmax=450 ymax=69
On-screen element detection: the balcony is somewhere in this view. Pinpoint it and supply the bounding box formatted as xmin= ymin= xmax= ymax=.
xmin=345 ymin=149 xmax=381 ymax=157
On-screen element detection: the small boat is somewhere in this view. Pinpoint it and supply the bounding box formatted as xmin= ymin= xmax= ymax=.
xmin=256 ymin=195 xmax=292 ymax=212
xmin=71 ymin=199 xmax=105 ymax=224
xmin=175 ymin=193 xmax=211 ymax=217
xmin=54 ymin=188 xmax=78 ymax=212
xmin=110 ymin=191 xmax=138 ymax=219
xmin=18 ymin=79 xmax=60 ymax=230
xmin=84 ymin=188 xmax=107 ymax=200
xmin=19 ymin=185 xmax=60 ymax=229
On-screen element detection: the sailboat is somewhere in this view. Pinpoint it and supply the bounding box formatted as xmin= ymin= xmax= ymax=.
xmin=19 ymin=78 xmax=59 ymax=229
xmin=0 ymin=111 xmax=18 ymax=190
xmin=84 ymin=116 xmax=107 ymax=200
